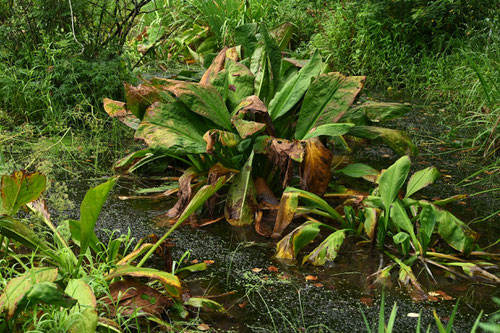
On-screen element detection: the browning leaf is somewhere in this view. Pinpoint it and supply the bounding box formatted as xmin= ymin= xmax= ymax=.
xmin=166 ymin=168 xmax=199 ymax=219
xmin=103 ymin=280 xmax=172 ymax=317
xmin=103 ymin=98 xmax=140 ymax=129
xmin=200 ymin=47 xmax=228 ymax=85
xmin=232 ymin=95 xmax=275 ymax=138
xmin=272 ymin=191 xmax=299 ymax=238
xmin=299 ymin=138 xmax=333 ymax=196
xmin=263 ymin=138 xmax=304 ymax=188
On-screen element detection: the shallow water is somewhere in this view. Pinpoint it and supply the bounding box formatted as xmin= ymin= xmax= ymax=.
xmin=50 ymin=100 xmax=499 ymax=332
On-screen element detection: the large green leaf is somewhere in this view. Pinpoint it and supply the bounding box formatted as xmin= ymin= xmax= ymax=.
xmin=405 ymin=167 xmax=440 ymax=198
xmin=378 ymin=156 xmax=411 ymax=212
xmin=135 ymin=102 xmax=209 ymax=155
xmin=1 ymin=171 xmax=46 ymax=216
xmin=78 ymin=178 xmax=116 ymax=266
xmin=0 ymin=267 xmax=58 ymax=319
xmin=270 ymin=22 xmax=294 ymax=51
xmin=105 ymin=265 xmax=181 ymax=299
xmin=337 ymin=163 xmax=379 ymax=179
xmin=418 ymin=204 xmax=436 ymax=254
xmin=347 ymin=126 xmax=418 ymax=156
xmin=275 ymin=221 xmax=322 ymax=260
xmin=302 ymin=123 xmax=354 ymax=140
xmin=432 ymin=206 xmax=478 ymax=254
xmin=224 ymin=59 xmax=255 ymax=110
xmin=225 ymin=152 xmax=256 ymax=226
xmin=303 ymin=230 xmax=346 ymax=266
xmin=16 ymin=282 xmax=76 ymax=315
xmin=175 ymin=83 xmax=232 ymax=130
xmin=295 ymin=73 xmax=365 ymax=140
xmin=390 ymin=200 xmax=419 ymax=248
xmin=65 ymin=279 xmax=98 ymax=333
xmin=268 ymin=49 xmax=322 ymax=121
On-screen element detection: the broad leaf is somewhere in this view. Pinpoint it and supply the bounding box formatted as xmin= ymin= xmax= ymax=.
xmin=224 ymin=59 xmax=255 ymax=110
xmin=199 ymin=47 xmax=228 ymax=85
xmin=336 ymin=163 xmax=379 ymax=179
xmin=418 ymin=204 xmax=436 ymax=254
xmin=65 ymin=279 xmax=98 ymax=333
xmin=405 ymin=167 xmax=440 ymax=198
xmin=0 ymin=267 xmax=58 ymax=319
xmin=270 ymin=22 xmax=294 ymax=51
xmin=225 ymin=152 xmax=256 ymax=226
xmin=17 ymin=282 xmax=76 ymax=311
xmin=432 ymin=206 xmax=478 ymax=254
xmin=303 ymin=230 xmax=346 ymax=266
xmin=348 ymin=126 xmax=418 ymax=156
xmin=393 ymin=232 xmax=410 ymax=255
xmin=378 ymin=156 xmax=411 ymax=211
xmin=269 ymin=49 xmax=322 ymax=120
xmin=105 ymin=265 xmax=181 ymax=299
xmin=123 ymin=83 xmax=160 ymax=119
xmin=272 ymin=191 xmax=299 ymax=237
xmin=302 ymin=123 xmax=354 ymax=140
xmin=1 ymin=171 xmax=46 ymax=216
xmin=103 ymin=98 xmax=140 ymax=129
xmin=275 ymin=221 xmax=322 ymax=260
xmin=295 ymin=73 xmax=365 ymax=140
xmin=135 ymin=101 xmax=209 ymax=155
xmin=299 ymin=138 xmax=333 ymax=196
xmin=390 ymin=200 xmax=419 ymax=250
xmin=78 ymin=178 xmax=116 ymax=266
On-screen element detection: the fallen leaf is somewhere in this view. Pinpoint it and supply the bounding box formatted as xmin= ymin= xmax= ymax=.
xmin=267 ymin=266 xmax=279 ymax=272
xmin=305 ymin=275 xmax=318 ymax=281
xmin=197 ymin=323 xmax=210 ymax=331
xmin=407 ymin=313 xmax=420 ymax=318
xmin=313 ymin=283 xmax=323 ymax=288
xmin=360 ymin=297 xmax=373 ymax=306
xmin=238 ymin=302 xmax=247 ymax=309
xmin=251 ymin=268 xmax=263 ymax=273
xmin=191 ymin=259 xmax=199 ymax=264
xmin=203 ymin=260 xmax=214 ymax=265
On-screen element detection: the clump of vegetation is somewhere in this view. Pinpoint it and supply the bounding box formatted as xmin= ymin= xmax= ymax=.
xmin=0 ymin=171 xmax=223 ymax=332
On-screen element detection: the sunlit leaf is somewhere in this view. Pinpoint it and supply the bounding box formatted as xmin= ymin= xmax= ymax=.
xmin=1 ymin=171 xmax=46 ymax=216
xmin=269 ymin=49 xmax=322 ymax=120
xmin=78 ymin=178 xmax=116 ymax=266
xmin=0 ymin=267 xmax=58 ymax=319
xmin=295 ymin=73 xmax=365 ymax=140
xmin=405 ymin=167 xmax=440 ymax=198
xmin=103 ymin=98 xmax=140 ymax=129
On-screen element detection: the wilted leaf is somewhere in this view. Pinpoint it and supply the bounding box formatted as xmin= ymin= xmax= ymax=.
xmin=305 ymin=275 xmax=318 ymax=281
xmin=225 ymin=152 xmax=256 ymax=226
xmin=348 ymin=126 xmax=418 ymax=156
xmin=1 ymin=171 xmax=46 ymax=216
xmin=232 ymin=95 xmax=275 ymax=138
xmin=303 ymin=230 xmax=346 ymax=266
xmin=105 ymin=265 xmax=181 ymax=299
xmin=185 ymin=297 xmax=225 ymax=313
xmin=272 ymin=191 xmax=299 ymax=238
xmin=354 ymin=101 xmax=411 ymax=123
xmin=295 ymin=73 xmax=365 ymax=140
xmin=261 ymin=138 xmax=304 ymax=188
xmin=200 ymin=47 xmax=228 ymax=85
xmin=0 ymin=267 xmax=58 ymax=319
xmin=166 ymin=168 xmax=199 ymax=219
xmin=103 ymin=98 xmax=140 ymax=129
xmin=299 ymin=138 xmax=333 ymax=196
xmin=103 ymin=280 xmax=172 ymax=317
xmin=363 ymin=208 xmax=378 ymax=240
xmin=124 ymin=83 xmax=160 ymax=119
xmin=204 ymin=129 xmax=241 ymax=153
xmin=275 ymin=221 xmax=322 ymax=260
xmin=405 ymin=167 xmax=440 ymax=198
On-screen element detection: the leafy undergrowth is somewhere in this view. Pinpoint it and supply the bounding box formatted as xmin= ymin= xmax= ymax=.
xmin=0 ymin=171 xmax=224 ymax=332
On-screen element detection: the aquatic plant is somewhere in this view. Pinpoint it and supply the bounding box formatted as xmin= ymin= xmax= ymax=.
xmin=104 ymin=24 xmax=414 ymax=232
xmin=0 ymin=171 xmax=221 ymax=332
xmin=275 ymin=156 xmax=499 ymax=300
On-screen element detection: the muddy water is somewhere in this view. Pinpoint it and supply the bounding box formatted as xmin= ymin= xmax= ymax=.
xmin=52 ymin=101 xmax=499 ymax=332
